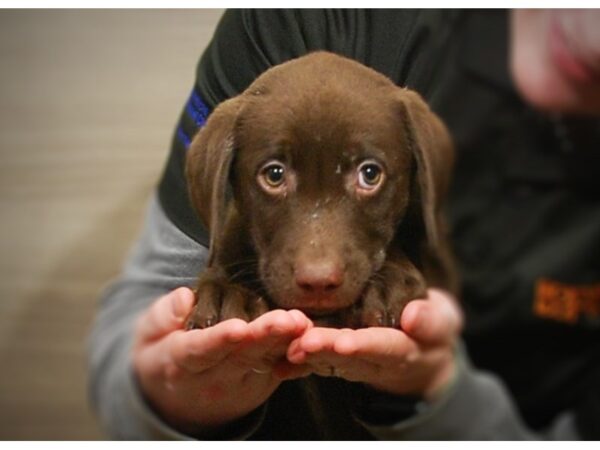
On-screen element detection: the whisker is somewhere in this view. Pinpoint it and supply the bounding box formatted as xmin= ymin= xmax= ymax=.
xmin=229 ymin=267 xmax=259 ymax=283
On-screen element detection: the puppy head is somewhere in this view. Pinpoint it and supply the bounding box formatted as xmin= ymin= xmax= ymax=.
xmin=187 ymin=52 xmax=453 ymax=315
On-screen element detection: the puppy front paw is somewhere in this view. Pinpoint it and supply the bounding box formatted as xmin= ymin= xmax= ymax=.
xmin=185 ymin=272 xmax=269 ymax=330
xmin=344 ymin=260 xmax=427 ymax=329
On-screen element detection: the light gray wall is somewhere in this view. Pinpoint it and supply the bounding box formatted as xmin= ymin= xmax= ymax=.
xmin=0 ymin=9 xmax=224 ymax=439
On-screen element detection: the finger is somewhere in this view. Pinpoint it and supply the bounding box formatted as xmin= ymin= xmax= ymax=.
xmin=287 ymin=327 xmax=344 ymax=364
xmin=297 ymin=344 xmax=381 ymax=383
xmin=135 ymin=287 xmax=196 ymax=344
xmin=296 ymin=328 xmax=418 ymax=384
xmin=333 ymin=327 xmax=417 ymax=364
xmin=286 ymin=327 xmax=410 ymax=381
xmin=248 ymin=309 xmax=312 ymax=340
xmin=231 ymin=310 xmax=312 ymax=371
xmin=400 ymin=288 xmax=463 ymax=345
xmin=170 ymin=318 xmax=250 ymax=373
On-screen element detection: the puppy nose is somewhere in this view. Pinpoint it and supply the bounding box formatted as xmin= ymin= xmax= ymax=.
xmin=295 ymin=260 xmax=344 ymax=294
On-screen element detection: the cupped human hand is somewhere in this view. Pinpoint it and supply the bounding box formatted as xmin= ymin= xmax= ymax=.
xmin=285 ymin=289 xmax=463 ymax=400
xmin=132 ymin=287 xmax=312 ymax=435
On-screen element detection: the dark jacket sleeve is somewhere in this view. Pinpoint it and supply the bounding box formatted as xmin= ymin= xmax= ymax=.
xmin=157 ymin=9 xmax=318 ymax=246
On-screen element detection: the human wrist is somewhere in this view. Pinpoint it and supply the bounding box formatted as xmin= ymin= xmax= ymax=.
xmin=424 ymin=350 xmax=457 ymax=401
xmin=165 ymin=404 xmax=266 ymax=439
xmin=135 ymin=370 xmax=267 ymax=439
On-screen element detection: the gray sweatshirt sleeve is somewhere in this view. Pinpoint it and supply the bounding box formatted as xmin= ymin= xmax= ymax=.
xmin=87 ymin=194 xmax=581 ymax=440
xmin=87 ymin=194 xmax=205 ymax=439
xmin=361 ymin=345 xmax=581 ymax=440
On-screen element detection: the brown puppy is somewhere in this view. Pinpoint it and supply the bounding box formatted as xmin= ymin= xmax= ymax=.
xmin=185 ymin=52 xmax=455 ymax=330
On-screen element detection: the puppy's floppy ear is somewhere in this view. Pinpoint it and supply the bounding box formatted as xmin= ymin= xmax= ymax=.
xmin=399 ymin=89 xmax=453 ymax=247
xmin=186 ymin=96 xmax=245 ymax=266
xmin=396 ymin=88 xmax=456 ymax=290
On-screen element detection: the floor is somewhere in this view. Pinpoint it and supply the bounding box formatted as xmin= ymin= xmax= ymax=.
xmin=0 ymin=9 xmax=223 ymax=440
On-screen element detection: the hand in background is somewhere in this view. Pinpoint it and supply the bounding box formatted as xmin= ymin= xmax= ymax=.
xmin=511 ymin=9 xmax=600 ymax=114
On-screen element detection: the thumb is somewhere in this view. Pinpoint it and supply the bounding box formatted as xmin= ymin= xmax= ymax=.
xmin=400 ymin=288 xmax=463 ymax=346
xmin=134 ymin=287 xmax=196 ymax=344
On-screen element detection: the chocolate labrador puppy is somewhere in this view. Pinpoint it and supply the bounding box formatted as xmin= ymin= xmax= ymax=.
xmin=185 ymin=52 xmax=455 ymax=330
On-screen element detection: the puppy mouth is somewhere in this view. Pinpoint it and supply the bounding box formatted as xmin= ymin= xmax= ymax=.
xmin=284 ymin=293 xmax=359 ymax=318
xmin=263 ymin=285 xmax=358 ymax=316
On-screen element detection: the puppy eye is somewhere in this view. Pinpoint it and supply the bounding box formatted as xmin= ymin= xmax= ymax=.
xmin=258 ymin=161 xmax=287 ymax=192
xmin=264 ymin=165 xmax=285 ymax=186
xmin=357 ymin=160 xmax=384 ymax=191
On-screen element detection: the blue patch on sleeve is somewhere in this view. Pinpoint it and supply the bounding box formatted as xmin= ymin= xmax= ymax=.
xmin=176 ymin=126 xmax=191 ymax=148
xmin=189 ymin=90 xmax=211 ymax=125
xmin=178 ymin=89 xmax=212 ymax=148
